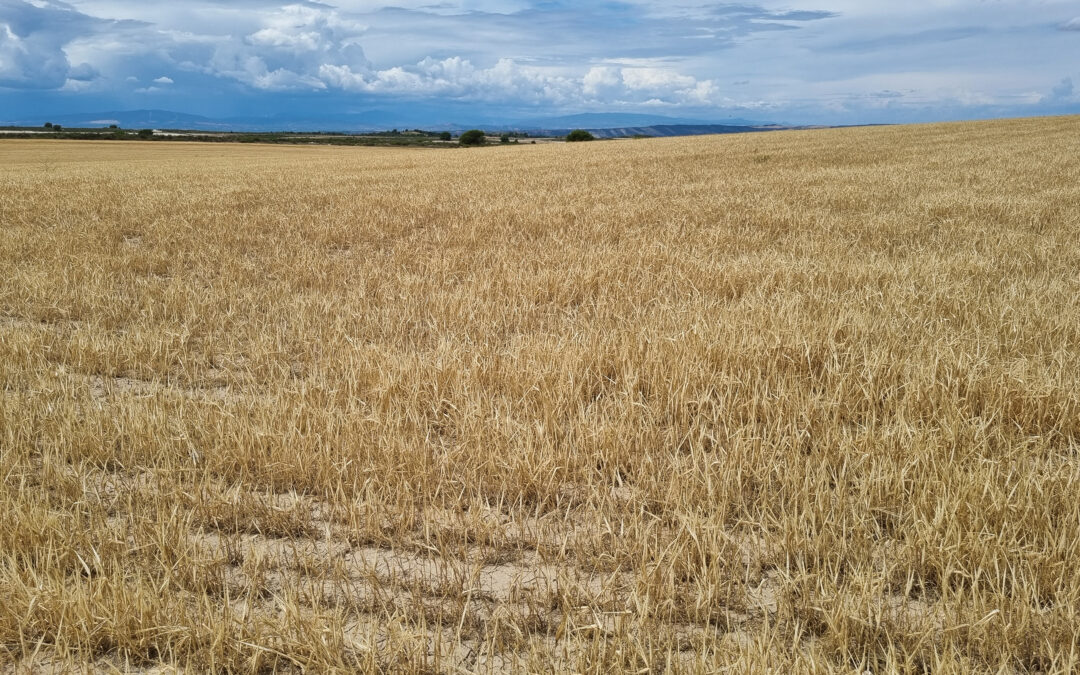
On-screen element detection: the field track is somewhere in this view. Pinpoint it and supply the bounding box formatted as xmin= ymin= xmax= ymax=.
xmin=2 ymin=117 xmax=1080 ymax=672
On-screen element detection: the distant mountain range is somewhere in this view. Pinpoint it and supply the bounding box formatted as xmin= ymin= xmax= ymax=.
xmin=540 ymin=124 xmax=789 ymax=139
xmin=11 ymin=109 xmax=227 ymax=130
xmin=509 ymin=112 xmax=775 ymax=129
xmin=2 ymin=109 xmax=788 ymax=137
xmin=2 ymin=109 xmax=417 ymax=132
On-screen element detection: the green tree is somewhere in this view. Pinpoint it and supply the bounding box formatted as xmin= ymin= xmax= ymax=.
xmin=44 ymin=122 xmax=53 ymax=129
xmin=138 ymin=129 xmax=154 ymax=139
xmin=439 ymin=131 xmax=452 ymax=141
xmin=500 ymin=134 xmax=510 ymax=144
xmin=458 ymin=129 xmax=486 ymax=146
xmin=566 ymin=129 xmax=595 ymax=142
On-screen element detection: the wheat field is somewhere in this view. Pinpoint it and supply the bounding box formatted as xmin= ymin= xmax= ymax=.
xmin=1 ymin=116 xmax=1079 ymax=673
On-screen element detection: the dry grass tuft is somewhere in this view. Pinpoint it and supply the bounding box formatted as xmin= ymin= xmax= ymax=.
xmin=2 ymin=117 xmax=1079 ymax=672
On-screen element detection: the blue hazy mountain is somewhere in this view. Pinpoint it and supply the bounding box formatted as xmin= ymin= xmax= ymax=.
xmin=5 ymin=108 xmax=481 ymax=131
xmin=4 ymin=109 xmax=782 ymax=135
xmin=7 ymin=109 xmax=407 ymax=131
xmin=14 ymin=109 xmax=222 ymax=129
xmin=513 ymin=113 xmax=775 ymax=129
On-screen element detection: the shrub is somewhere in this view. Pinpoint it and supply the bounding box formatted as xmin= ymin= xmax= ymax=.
xmin=566 ymin=129 xmax=595 ymax=142
xmin=458 ymin=130 xmax=486 ymax=146
xmin=439 ymin=132 xmax=452 ymax=141
xmin=500 ymin=134 xmax=510 ymax=144
xmin=138 ymin=129 xmax=154 ymax=139
xmin=52 ymin=125 xmax=62 ymax=131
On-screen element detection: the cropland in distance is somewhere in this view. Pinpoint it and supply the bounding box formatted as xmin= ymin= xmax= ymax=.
xmin=1 ymin=116 xmax=1079 ymax=673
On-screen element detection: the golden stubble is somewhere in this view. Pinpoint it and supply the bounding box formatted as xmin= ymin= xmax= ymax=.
xmin=1 ymin=117 xmax=1079 ymax=673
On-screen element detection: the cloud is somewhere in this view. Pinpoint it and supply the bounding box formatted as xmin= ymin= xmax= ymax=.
xmin=705 ymin=5 xmax=836 ymax=23
xmin=772 ymin=10 xmax=837 ymax=22
xmin=245 ymin=4 xmax=367 ymax=56
xmin=0 ymin=1 xmax=819 ymax=102
xmin=0 ymin=0 xmax=144 ymax=89
xmin=823 ymin=27 xmax=987 ymax=54
xmin=0 ymin=1 xmax=92 ymax=88
xmin=319 ymin=57 xmax=576 ymax=103
xmin=582 ymin=65 xmax=721 ymax=105
xmin=317 ymin=57 xmax=724 ymax=106
xmin=67 ymin=62 xmax=99 ymax=81
xmin=1062 ymin=17 xmax=1080 ymax=31
xmin=582 ymin=66 xmax=621 ymax=98
xmin=620 ymin=68 xmax=697 ymax=95
xmin=203 ymin=4 xmax=369 ymax=90
xmin=1042 ymin=77 xmax=1075 ymax=103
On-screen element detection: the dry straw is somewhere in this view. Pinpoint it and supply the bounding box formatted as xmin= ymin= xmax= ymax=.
xmin=1 ymin=116 xmax=1079 ymax=672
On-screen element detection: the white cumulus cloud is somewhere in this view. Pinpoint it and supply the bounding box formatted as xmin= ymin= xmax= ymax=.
xmin=320 ymin=57 xmax=576 ymax=103
xmin=317 ymin=57 xmax=720 ymax=106
xmin=189 ymin=3 xmax=370 ymax=91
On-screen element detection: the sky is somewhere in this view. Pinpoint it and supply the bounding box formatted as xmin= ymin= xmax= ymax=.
xmin=1 ymin=0 xmax=1079 ymax=126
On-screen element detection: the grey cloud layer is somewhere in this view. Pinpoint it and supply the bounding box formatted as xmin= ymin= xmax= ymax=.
xmin=0 ymin=0 xmax=128 ymax=88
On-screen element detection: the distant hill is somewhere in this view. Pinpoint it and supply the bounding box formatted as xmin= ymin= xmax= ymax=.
xmin=24 ymin=110 xmax=224 ymax=130
xmin=531 ymin=124 xmax=787 ymax=138
xmin=2 ymin=109 xmax=795 ymax=137
xmin=3 ymin=109 xmax=395 ymax=132
xmin=513 ymin=112 xmax=775 ymax=129
xmin=218 ymin=110 xmax=419 ymax=132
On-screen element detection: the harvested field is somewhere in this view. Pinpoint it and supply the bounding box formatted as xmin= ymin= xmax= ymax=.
xmin=1 ymin=117 xmax=1079 ymax=673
